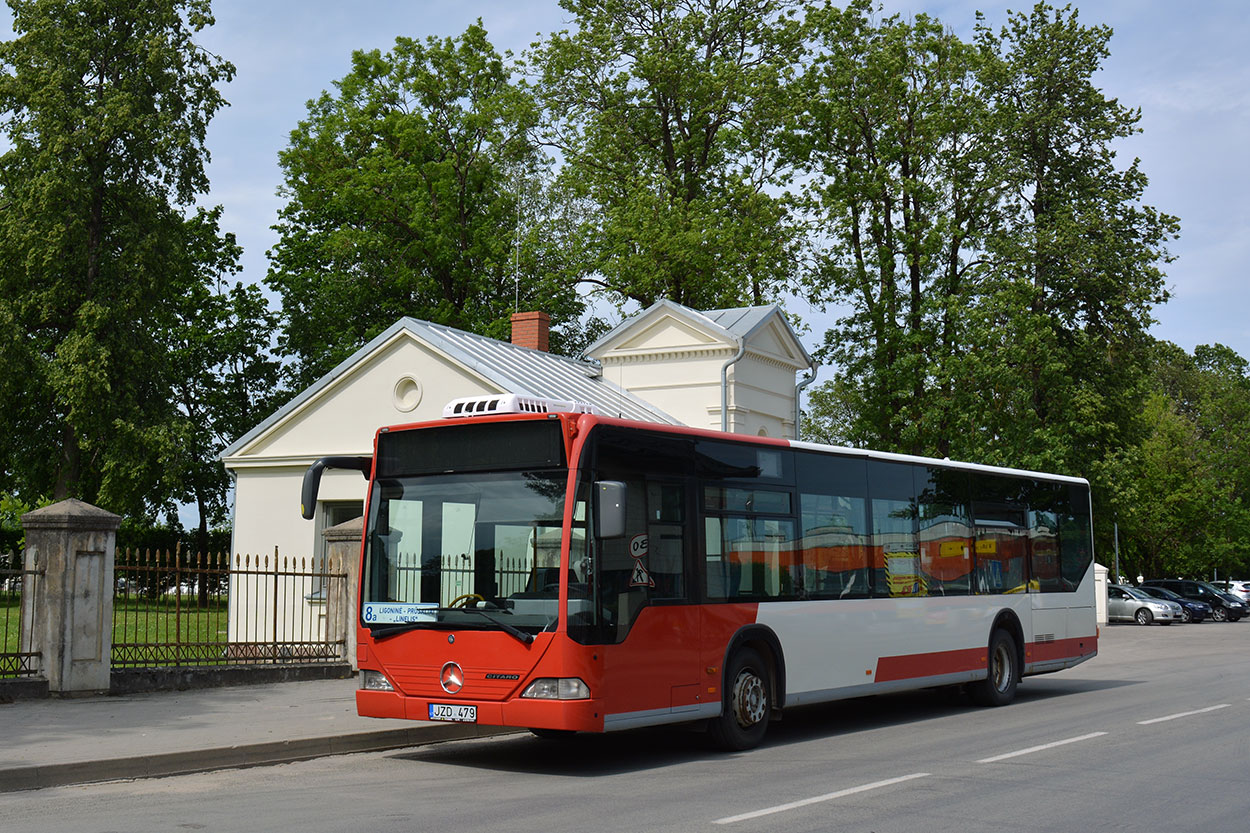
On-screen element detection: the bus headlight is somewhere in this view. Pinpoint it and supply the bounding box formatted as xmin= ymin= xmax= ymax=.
xmin=361 ymin=670 xmax=395 ymax=691
xmin=521 ymin=677 xmax=590 ymax=700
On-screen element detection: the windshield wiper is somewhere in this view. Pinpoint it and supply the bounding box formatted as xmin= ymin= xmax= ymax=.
xmin=368 ymin=622 xmax=425 ymax=640
xmin=460 ymin=608 xmax=535 ymax=645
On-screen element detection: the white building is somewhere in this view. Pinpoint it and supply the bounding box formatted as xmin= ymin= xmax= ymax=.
xmin=219 ymin=301 xmax=815 ymax=647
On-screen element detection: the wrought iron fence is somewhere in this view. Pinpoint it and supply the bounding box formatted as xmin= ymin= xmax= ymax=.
xmin=0 ymin=551 xmax=41 ymax=678
xmin=112 ymin=547 xmax=349 ymax=669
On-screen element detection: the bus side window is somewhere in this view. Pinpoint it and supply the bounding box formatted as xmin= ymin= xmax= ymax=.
xmin=868 ymin=460 xmax=921 ymax=598
xmin=704 ymin=504 xmax=797 ymax=600
xmin=1059 ymin=484 xmax=1093 ymax=589
xmin=796 ymin=452 xmax=870 ymax=599
xmin=971 ymin=475 xmax=1029 ymax=594
xmin=917 ymin=467 xmax=972 ymax=597
xmin=647 ymin=481 xmax=687 ymax=601
xmin=1027 ymin=482 xmax=1063 ymax=593
xmin=705 ymin=516 xmax=728 ymax=599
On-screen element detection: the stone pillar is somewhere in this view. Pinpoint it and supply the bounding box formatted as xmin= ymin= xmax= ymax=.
xmin=324 ymin=516 xmax=363 ymax=669
xmin=22 ymin=499 xmax=121 ymax=694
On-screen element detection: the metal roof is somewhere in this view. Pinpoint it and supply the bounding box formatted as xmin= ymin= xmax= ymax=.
xmin=405 ymin=317 xmax=678 ymax=423
xmin=221 ymin=317 xmax=678 ymax=459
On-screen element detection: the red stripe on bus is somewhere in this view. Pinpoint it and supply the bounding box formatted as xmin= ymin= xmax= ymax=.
xmin=875 ymin=635 xmax=1097 ymax=683
xmin=875 ymin=647 xmax=985 ymax=682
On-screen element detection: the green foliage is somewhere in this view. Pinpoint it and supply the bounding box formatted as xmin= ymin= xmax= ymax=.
xmin=267 ymin=22 xmax=585 ymax=388
xmin=796 ymin=0 xmax=996 ymax=457
xmin=116 ymin=522 xmax=231 ymax=559
xmin=796 ymin=2 xmax=1194 ymax=574
xmin=0 ymin=0 xmax=237 ymax=517
xmin=0 ymin=491 xmax=43 ymax=554
xmin=960 ymin=3 xmax=1176 ymax=477
xmin=1102 ymin=341 xmax=1250 ymax=580
xmin=162 ymin=208 xmax=283 ymax=550
xmin=530 ymin=0 xmax=807 ymax=310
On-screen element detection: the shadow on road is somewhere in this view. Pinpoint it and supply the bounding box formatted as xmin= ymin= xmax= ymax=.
xmin=391 ymin=675 xmax=1139 ymax=776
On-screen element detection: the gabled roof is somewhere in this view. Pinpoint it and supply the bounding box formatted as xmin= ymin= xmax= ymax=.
xmin=221 ymin=316 xmax=679 ymax=459
xmin=584 ymin=299 xmax=813 ymax=367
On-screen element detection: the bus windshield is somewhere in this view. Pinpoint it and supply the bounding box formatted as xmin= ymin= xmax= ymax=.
xmin=361 ymin=469 xmax=583 ymax=636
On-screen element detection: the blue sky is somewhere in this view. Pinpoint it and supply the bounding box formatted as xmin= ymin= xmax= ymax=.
xmin=5 ymin=0 xmax=1248 ymax=363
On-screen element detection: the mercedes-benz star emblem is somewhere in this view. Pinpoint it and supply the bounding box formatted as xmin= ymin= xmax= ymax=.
xmin=440 ymin=661 xmax=464 ymax=694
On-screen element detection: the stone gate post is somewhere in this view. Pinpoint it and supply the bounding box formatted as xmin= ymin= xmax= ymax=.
xmin=323 ymin=516 xmax=363 ymax=670
xmin=22 ymin=499 xmax=121 ymax=694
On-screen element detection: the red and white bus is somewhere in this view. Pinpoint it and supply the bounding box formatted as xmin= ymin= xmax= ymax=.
xmin=302 ymin=395 xmax=1097 ymax=750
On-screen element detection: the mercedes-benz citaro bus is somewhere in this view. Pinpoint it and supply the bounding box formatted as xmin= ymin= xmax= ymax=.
xmin=300 ymin=394 xmax=1097 ymax=750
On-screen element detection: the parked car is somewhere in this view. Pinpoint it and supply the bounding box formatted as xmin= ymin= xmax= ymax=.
xmin=1212 ymin=580 xmax=1250 ymax=604
xmin=1215 ymin=591 xmax=1249 ymax=620
xmin=1107 ymin=584 xmax=1181 ymax=625
xmin=1137 ymin=585 xmax=1210 ymax=623
xmin=1142 ymin=579 xmax=1245 ymax=622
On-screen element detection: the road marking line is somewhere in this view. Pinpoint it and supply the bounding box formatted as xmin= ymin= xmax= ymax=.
xmin=976 ymin=732 xmax=1106 ymax=763
xmin=1137 ymin=704 xmax=1230 ymax=725
xmin=713 ymin=773 xmax=931 ymax=824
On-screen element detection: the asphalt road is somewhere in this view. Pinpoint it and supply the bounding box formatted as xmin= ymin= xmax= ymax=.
xmin=4 ymin=622 xmax=1247 ymax=833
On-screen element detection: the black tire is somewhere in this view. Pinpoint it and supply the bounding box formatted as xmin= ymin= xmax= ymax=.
xmin=1212 ymin=606 xmax=1228 ymax=622
xmin=1135 ymin=608 xmax=1153 ymax=626
xmin=1181 ymin=608 xmax=1193 ymax=623
xmin=967 ymin=628 xmax=1019 ymax=707
xmin=708 ymin=647 xmax=771 ymax=751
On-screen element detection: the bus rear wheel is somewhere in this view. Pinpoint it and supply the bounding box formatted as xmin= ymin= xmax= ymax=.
xmin=709 ymin=647 xmax=771 ymax=751
xmin=966 ymin=628 xmax=1018 ymax=707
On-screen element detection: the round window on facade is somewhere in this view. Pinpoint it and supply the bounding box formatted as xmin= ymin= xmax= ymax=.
xmin=392 ymin=375 xmax=423 ymax=412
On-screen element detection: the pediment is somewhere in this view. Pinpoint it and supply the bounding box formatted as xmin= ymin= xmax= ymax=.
xmin=606 ymin=313 xmax=730 ymax=354
xmin=746 ymin=317 xmax=809 ymax=368
xmin=228 ymin=330 xmax=499 ymax=460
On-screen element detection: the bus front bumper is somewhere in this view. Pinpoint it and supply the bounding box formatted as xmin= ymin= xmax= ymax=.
xmin=357 ymin=689 xmax=606 ymax=733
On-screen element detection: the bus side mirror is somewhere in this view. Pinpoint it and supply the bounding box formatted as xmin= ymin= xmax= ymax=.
xmin=595 ymin=481 xmax=626 ymax=539
xmin=301 ymin=456 xmax=372 ymax=520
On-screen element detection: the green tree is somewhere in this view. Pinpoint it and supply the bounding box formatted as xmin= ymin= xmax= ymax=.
xmin=959 ymin=3 xmax=1176 ymax=480
xmin=1127 ymin=342 xmax=1250 ymax=579
xmin=803 ymin=2 xmax=1176 ymax=507
xmin=1101 ymin=388 xmax=1215 ymax=582
xmin=795 ymin=1 xmax=996 ymax=456
xmin=267 ymin=23 xmax=583 ymax=389
xmin=0 ymin=0 xmax=235 ymax=515
xmin=530 ymin=0 xmax=806 ymax=310
xmin=163 ymin=208 xmax=282 ymax=565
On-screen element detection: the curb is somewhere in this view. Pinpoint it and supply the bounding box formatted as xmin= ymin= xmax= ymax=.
xmin=0 ymin=724 xmax=522 ymax=793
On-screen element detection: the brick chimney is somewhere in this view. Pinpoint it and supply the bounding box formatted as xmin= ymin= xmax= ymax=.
xmin=510 ymin=311 xmax=550 ymax=352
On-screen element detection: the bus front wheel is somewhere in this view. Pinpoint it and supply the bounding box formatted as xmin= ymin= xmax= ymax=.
xmin=709 ymin=647 xmax=771 ymax=751
xmin=967 ymin=628 xmax=1018 ymax=707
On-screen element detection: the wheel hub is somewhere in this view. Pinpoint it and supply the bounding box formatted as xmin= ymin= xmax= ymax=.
xmin=731 ymin=670 xmax=767 ymax=728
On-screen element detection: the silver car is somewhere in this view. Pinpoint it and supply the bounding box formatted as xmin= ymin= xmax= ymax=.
xmin=1107 ymin=584 xmax=1181 ymax=625
xmin=1213 ymin=580 xmax=1250 ymax=604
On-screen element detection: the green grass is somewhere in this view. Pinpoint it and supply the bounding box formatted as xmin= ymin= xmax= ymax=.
xmin=4 ymin=591 xmax=340 ymax=674
xmin=111 ymin=595 xmax=231 ymax=666
xmin=2 ymin=598 xmax=20 ymax=654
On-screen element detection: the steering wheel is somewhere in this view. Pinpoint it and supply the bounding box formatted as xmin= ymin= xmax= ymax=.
xmin=448 ymin=593 xmax=485 ymax=608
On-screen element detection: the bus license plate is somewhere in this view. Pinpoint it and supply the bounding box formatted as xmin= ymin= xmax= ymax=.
xmin=429 ymin=703 xmax=477 ymax=723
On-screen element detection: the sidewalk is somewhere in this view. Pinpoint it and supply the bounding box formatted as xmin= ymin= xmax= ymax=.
xmin=0 ymin=678 xmax=518 ymax=792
